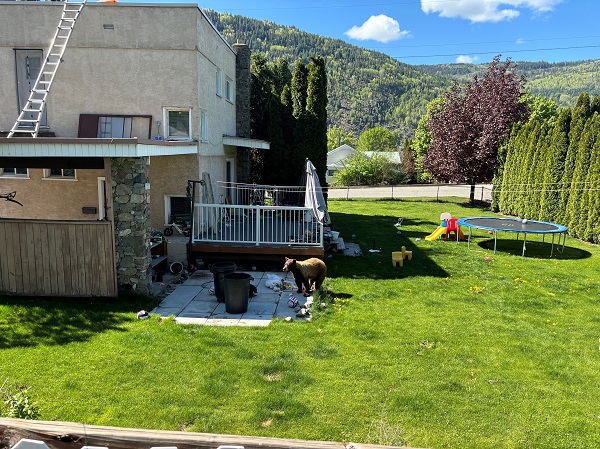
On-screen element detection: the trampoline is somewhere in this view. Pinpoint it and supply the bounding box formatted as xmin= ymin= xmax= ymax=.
xmin=456 ymin=217 xmax=568 ymax=257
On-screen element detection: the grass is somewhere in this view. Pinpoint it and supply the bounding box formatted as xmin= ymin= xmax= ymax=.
xmin=2 ymin=197 xmax=600 ymax=449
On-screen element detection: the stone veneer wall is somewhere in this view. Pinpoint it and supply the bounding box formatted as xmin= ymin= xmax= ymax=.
xmin=111 ymin=157 xmax=152 ymax=294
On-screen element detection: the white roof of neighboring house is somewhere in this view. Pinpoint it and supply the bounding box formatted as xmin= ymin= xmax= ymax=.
xmin=365 ymin=151 xmax=402 ymax=164
xmin=327 ymin=146 xmax=402 ymax=170
xmin=327 ymin=144 xmax=356 ymax=168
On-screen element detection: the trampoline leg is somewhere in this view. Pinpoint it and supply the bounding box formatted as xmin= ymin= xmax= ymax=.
xmin=551 ymin=234 xmax=555 ymax=258
xmin=522 ymin=234 xmax=527 ymax=257
xmin=493 ymin=231 xmax=497 ymax=254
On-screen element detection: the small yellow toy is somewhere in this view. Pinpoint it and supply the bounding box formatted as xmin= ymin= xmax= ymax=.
xmin=392 ymin=246 xmax=412 ymax=267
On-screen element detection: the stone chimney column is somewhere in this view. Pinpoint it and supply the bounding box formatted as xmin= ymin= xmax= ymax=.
xmin=233 ymin=39 xmax=251 ymax=183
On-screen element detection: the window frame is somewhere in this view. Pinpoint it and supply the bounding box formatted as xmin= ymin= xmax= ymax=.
xmin=163 ymin=107 xmax=193 ymax=141
xmin=44 ymin=168 xmax=76 ymax=180
xmin=200 ymin=109 xmax=208 ymax=142
xmin=0 ymin=167 xmax=29 ymax=178
xmin=225 ymin=76 xmax=233 ymax=103
xmin=216 ymin=68 xmax=222 ymax=97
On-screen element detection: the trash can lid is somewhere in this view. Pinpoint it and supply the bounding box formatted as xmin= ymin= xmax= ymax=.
xmin=224 ymin=272 xmax=252 ymax=280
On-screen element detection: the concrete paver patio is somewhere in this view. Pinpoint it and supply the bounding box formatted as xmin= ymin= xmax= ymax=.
xmin=151 ymin=269 xmax=312 ymax=326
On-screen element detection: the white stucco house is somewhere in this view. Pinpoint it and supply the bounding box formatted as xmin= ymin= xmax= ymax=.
xmin=326 ymin=144 xmax=402 ymax=184
xmin=0 ymin=1 xmax=268 ymax=295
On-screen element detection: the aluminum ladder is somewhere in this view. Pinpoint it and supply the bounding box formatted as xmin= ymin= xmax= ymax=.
xmin=8 ymin=0 xmax=87 ymax=138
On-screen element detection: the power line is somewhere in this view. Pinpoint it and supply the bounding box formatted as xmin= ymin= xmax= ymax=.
xmin=393 ymin=44 xmax=600 ymax=60
xmin=367 ymin=35 xmax=600 ymax=50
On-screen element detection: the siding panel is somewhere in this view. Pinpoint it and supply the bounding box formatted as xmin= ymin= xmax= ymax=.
xmin=0 ymin=219 xmax=117 ymax=297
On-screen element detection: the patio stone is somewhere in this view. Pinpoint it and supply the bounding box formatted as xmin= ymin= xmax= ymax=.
xmin=152 ymin=271 xmax=315 ymax=326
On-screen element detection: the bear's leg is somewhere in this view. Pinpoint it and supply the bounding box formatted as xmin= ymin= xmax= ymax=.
xmin=292 ymin=272 xmax=304 ymax=293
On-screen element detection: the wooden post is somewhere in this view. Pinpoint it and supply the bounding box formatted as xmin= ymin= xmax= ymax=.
xmin=0 ymin=419 xmax=417 ymax=449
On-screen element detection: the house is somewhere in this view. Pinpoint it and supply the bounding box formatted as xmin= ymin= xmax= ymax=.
xmin=0 ymin=1 xmax=270 ymax=295
xmin=326 ymin=144 xmax=356 ymax=184
xmin=326 ymin=144 xmax=402 ymax=184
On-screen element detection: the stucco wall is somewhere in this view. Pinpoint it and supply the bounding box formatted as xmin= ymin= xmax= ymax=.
xmin=0 ymin=2 xmax=237 ymax=141
xmin=0 ymin=167 xmax=106 ymax=220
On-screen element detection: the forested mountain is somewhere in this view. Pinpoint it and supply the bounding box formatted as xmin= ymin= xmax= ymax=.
xmin=418 ymin=60 xmax=600 ymax=108
xmin=204 ymin=10 xmax=600 ymax=138
xmin=204 ymin=10 xmax=450 ymax=139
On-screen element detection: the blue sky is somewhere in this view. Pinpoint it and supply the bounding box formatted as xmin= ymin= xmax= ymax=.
xmin=128 ymin=0 xmax=599 ymax=65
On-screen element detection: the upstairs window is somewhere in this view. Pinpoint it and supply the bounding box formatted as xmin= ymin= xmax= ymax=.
xmin=97 ymin=116 xmax=132 ymax=138
xmin=226 ymin=77 xmax=233 ymax=102
xmin=216 ymin=69 xmax=222 ymax=97
xmin=164 ymin=108 xmax=192 ymax=140
xmin=0 ymin=168 xmax=28 ymax=177
xmin=200 ymin=110 xmax=208 ymax=142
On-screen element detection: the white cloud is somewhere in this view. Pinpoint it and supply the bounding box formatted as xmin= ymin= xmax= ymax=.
xmin=516 ymin=37 xmax=525 ymax=44
xmin=421 ymin=0 xmax=562 ymax=23
xmin=345 ymin=15 xmax=410 ymax=43
xmin=456 ymin=55 xmax=478 ymax=63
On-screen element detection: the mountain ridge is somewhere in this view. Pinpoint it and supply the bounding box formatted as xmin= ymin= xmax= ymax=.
xmin=204 ymin=10 xmax=600 ymax=138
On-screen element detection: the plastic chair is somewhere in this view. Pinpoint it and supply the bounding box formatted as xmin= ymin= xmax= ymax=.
xmin=392 ymin=246 xmax=412 ymax=267
xmin=445 ymin=218 xmax=460 ymax=241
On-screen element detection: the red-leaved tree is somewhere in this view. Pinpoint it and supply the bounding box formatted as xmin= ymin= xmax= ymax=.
xmin=424 ymin=55 xmax=528 ymax=203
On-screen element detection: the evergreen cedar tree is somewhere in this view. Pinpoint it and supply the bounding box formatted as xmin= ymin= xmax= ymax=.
xmin=494 ymin=92 xmax=600 ymax=244
xmin=250 ymin=55 xmax=328 ymax=185
xmin=424 ymin=56 xmax=528 ymax=191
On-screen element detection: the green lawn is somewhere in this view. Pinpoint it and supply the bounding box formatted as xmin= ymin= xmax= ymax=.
xmin=2 ymin=198 xmax=600 ymax=449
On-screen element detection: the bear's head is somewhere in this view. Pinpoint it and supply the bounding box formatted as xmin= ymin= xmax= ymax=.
xmin=282 ymin=257 xmax=296 ymax=272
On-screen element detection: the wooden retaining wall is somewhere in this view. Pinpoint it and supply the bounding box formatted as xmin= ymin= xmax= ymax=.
xmin=0 ymin=219 xmax=117 ymax=297
xmin=0 ymin=418 xmax=418 ymax=449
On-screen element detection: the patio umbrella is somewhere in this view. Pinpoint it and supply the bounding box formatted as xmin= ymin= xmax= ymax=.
xmin=305 ymin=159 xmax=331 ymax=225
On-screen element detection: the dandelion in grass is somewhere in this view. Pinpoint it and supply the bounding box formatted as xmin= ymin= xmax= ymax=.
xmin=416 ymin=340 xmax=437 ymax=356
xmin=469 ymin=286 xmax=484 ymax=294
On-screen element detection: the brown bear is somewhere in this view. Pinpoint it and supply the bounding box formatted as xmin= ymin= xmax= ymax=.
xmin=283 ymin=257 xmax=327 ymax=296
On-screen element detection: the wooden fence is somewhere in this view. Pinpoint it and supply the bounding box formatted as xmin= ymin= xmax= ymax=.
xmin=0 ymin=219 xmax=117 ymax=297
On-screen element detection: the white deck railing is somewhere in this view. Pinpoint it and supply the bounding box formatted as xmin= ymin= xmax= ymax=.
xmin=191 ymin=203 xmax=323 ymax=247
xmin=217 ymin=181 xmax=323 ymax=206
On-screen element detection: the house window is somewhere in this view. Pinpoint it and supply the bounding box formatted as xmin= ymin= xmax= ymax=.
xmin=328 ymin=170 xmax=336 ymax=177
xmin=163 ymin=108 xmax=192 ymax=140
xmin=97 ymin=116 xmax=132 ymax=138
xmin=216 ymin=69 xmax=222 ymax=97
xmin=0 ymin=168 xmax=28 ymax=177
xmin=225 ymin=77 xmax=233 ymax=102
xmin=165 ymin=196 xmax=191 ymax=225
xmin=200 ymin=110 xmax=208 ymax=141
xmin=44 ymin=168 xmax=76 ymax=179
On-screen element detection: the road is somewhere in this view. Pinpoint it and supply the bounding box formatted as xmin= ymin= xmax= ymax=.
xmin=327 ymin=184 xmax=493 ymax=202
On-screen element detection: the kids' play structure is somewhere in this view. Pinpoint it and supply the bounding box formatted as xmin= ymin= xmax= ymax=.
xmin=425 ymin=212 xmax=465 ymax=242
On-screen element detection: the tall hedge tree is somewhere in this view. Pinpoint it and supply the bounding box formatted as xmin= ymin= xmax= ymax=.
xmin=556 ymin=93 xmax=590 ymax=223
xmin=305 ymin=56 xmax=328 ymax=183
xmin=424 ymin=56 xmax=528 ymax=204
xmin=538 ymin=108 xmax=571 ymax=222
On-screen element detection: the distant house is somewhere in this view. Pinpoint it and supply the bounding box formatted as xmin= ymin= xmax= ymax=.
xmin=326 ymin=144 xmax=402 ymax=184
xmin=326 ymin=144 xmax=356 ymax=184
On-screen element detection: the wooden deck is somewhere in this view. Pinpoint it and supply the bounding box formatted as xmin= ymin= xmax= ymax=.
xmin=190 ymin=241 xmax=324 ymax=266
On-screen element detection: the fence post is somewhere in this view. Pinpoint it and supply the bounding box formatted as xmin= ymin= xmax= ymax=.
xmin=255 ymin=205 xmax=261 ymax=246
xmin=436 ymin=185 xmax=440 ymax=202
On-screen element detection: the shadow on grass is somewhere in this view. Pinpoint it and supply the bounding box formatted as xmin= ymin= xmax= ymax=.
xmin=0 ymin=293 xmax=159 ymax=349
xmin=473 ymin=238 xmax=592 ymax=259
xmin=327 ymin=211 xmax=449 ymax=280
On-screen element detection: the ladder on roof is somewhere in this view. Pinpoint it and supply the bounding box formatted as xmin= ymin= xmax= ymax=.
xmin=8 ymin=0 xmax=87 ymax=138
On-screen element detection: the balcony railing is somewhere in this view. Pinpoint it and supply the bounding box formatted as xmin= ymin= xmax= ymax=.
xmin=191 ymin=203 xmax=323 ymax=247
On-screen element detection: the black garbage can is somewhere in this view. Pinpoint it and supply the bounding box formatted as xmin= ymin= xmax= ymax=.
xmin=211 ymin=262 xmax=237 ymax=301
xmin=224 ymin=272 xmax=252 ymax=314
